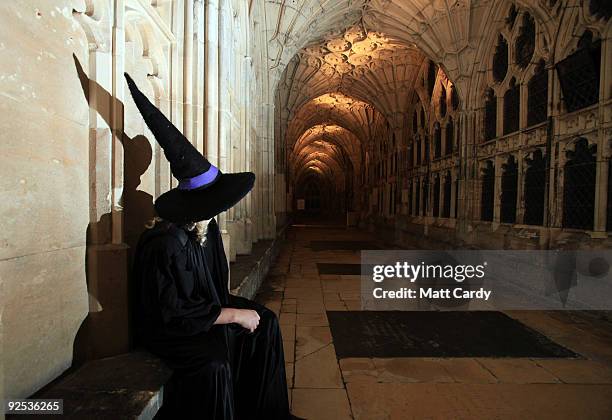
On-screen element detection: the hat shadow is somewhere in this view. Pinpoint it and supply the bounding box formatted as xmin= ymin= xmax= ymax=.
xmin=72 ymin=53 xmax=154 ymax=364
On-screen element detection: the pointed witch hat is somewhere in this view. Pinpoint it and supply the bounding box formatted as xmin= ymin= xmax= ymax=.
xmin=124 ymin=73 xmax=255 ymax=223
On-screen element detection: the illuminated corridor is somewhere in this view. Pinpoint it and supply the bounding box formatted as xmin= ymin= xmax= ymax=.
xmin=1 ymin=1 xmax=611 ymax=418
xmin=255 ymin=224 xmax=612 ymax=419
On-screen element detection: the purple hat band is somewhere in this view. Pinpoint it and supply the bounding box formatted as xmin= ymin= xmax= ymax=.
xmin=177 ymin=164 xmax=219 ymax=190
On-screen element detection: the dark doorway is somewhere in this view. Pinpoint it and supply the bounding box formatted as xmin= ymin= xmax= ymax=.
xmin=304 ymin=181 xmax=321 ymax=211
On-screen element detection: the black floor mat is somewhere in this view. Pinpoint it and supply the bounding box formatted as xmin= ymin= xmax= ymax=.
xmin=310 ymin=241 xmax=379 ymax=251
xmin=327 ymin=311 xmax=579 ymax=358
xmin=317 ymin=263 xmax=362 ymax=275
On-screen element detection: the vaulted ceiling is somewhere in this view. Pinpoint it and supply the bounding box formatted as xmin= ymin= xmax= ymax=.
xmin=259 ymin=0 xmax=541 ymax=88
xmin=258 ymin=0 xmax=545 ymax=197
xmin=275 ymin=22 xmax=424 ymax=189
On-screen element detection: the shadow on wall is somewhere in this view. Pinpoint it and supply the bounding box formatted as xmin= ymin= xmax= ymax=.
xmin=71 ymin=54 xmax=154 ymax=365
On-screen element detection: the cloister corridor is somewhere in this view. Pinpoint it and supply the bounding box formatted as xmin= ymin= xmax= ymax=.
xmin=1 ymin=0 xmax=611 ymax=419
xmin=252 ymin=221 xmax=612 ymax=419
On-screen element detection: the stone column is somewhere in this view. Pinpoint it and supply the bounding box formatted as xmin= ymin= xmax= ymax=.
xmin=218 ymin=0 xmax=233 ymax=256
xmin=265 ymin=101 xmax=276 ymax=237
xmin=253 ymin=103 xmax=263 ymax=241
xmin=169 ymin=1 xmax=185 ymax=191
xmin=183 ymin=0 xmax=194 ymax=144
xmin=516 ymin=150 xmax=525 ymax=224
xmin=204 ymin=0 xmax=219 ymax=165
xmin=547 ymin=66 xmax=562 ymax=230
xmin=469 ymin=111 xmax=479 ymax=225
xmin=73 ymin=0 xmax=130 ymax=362
xmin=242 ymin=56 xmax=254 ymax=252
xmin=204 ymin=0 xmax=232 ymax=260
xmin=493 ymin=154 xmax=501 ymax=225
xmin=593 ymin=34 xmax=610 ymax=236
xmin=593 ymin=141 xmax=608 ymax=236
xmin=111 ymin=1 xmax=126 ymax=245
xmin=194 ymin=0 xmax=205 ymax=153
xmin=230 ymin=53 xmax=254 ymax=255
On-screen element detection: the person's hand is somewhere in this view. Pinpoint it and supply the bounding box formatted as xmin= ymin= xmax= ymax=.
xmin=233 ymin=309 xmax=260 ymax=333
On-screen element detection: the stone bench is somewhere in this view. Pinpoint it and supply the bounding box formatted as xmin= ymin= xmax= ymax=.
xmin=230 ymin=221 xmax=289 ymax=299
xmin=14 ymin=227 xmax=291 ymax=419
xmin=20 ymin=351 xmax=172 ymax=420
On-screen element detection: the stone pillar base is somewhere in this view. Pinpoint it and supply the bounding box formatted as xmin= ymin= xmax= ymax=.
xmin=244 ymin=219 xmax=253 ymax=253
xmin=228 ymin=218 xmax=254 ymax=256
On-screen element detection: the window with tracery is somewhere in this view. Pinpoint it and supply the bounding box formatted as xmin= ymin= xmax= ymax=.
xmin=450 ymin=85 xmax=460 ymax=111
xmin=427 ymin=61 xmax=437 ymax=97
xmin=524 ymin=149 xmax=546 ymax=225
xmin=407 ymin=145 xmax=413 ymax=169
xmin=416 ymin=137 xmax=422 ymax=166
xmin=563 ymin=138 xmax=596 ymax=230
xmin=424 ymin=136 xmax=430 ymax=163
xmin=589 ymin=0 xmax=612 ymax=20
xmin=484 ymin=88 xmax=497 ymax=141
xmin=481 ymin=161 xmax=495 ymax=222
xmin=439 ymin=85 xmax=447 ymax=118
xmin=434 ymin=123 xmax=441 ymax=159
xmin=445 ymin=118 xmax=454 ymax=155
xmin=557 ymin=31 xmax=601 ymax=113
xmin=515 ymin=13 xmax=535 ymax=69
xmin=493 ymin=35 xmax=508 ymax=83
xmin=413 ymin=110 xmax=418 ymax=133
xmin=500 ymin=155 xmax=518 ymax=224
xmin=503 ymin=78 xmax=520 ymax=135
xmin=506 ymin=4 xmax=518 ymax=29
xmin=420 ymin=107 xmax=425 ymax=128
xmin=527 ymin=60 xmax=548 ymax=126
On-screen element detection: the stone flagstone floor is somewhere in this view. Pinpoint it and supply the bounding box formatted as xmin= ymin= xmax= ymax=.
xmin=254 ymin=225 xmax=612 ymax=420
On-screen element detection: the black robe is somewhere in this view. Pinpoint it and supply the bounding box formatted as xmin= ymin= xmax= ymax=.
xmin=131 ymin=218 xmax=290 ymax=420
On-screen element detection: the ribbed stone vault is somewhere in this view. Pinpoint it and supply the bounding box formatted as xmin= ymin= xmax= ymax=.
xmin=260 ymin=0 xmax=577 ymax=216
xmin=263 ymin=0 xmax=496 ymax=215
xmin=262 ymin=0 xmax=551 ymax=88
xmin=274 ymin=19 xmax=430 ymax=214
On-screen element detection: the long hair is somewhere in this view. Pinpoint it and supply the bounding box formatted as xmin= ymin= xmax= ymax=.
xmin=144 ymin=216 xmax=209 ymax=246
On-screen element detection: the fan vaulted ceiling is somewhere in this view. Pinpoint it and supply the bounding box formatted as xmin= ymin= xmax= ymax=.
xmin=259 ymin=0 xmax=543 ymax=197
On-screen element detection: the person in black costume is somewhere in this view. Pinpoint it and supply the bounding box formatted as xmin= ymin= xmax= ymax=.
xmin=124 ymin=73 xmax=294 ymax=420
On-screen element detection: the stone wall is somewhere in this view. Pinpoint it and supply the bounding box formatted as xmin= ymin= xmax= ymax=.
xmin=0 ymin=0 xmax=278 ymax=401
xmin=0 ymin=1 xmax=90 ymax=400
